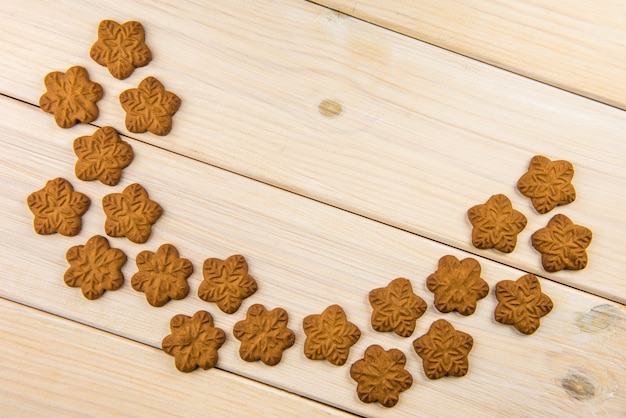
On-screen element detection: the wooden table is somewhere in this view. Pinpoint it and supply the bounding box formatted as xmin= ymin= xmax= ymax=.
xmin=1 ymin=1 xmax=624 ymax=416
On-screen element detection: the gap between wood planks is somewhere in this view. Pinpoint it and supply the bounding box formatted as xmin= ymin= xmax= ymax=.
xmin=303 ymin=1 xmax=626 ymax=113
xmin=2 ymin=90 xmax=620 ymax=306
xmin=0 ymin=295 xmax=362 ymax=418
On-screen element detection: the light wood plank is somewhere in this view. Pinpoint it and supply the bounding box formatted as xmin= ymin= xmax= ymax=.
xmin=1 ymin=96 xmax=624 ymax=416
xmin=0 ymin=298 xmax=353 ymax=417
xmin=1 ymin=0 xmax=624 ymax=302
xmin=310 ymin=0 xmax=626 ymax=109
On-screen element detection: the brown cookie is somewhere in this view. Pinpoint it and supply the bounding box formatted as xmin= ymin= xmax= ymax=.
xmin=531 ymin=214 xmax=592 ymax=272
xmin=39 ymin=66 xmax=103 ymax=128
xmin=369 ymin=277 xmax=427 ymax=337
xmin=413 ymin=319 xmax=473 ymax=379
xmin=233 ymin=304 xmax=295 ymax=366
xmin=426 ymin=255 xmax=489 ymax=315
xmin=64 ymin=235 xmax=127 ymax=300
xmin=350 ymin=344 xmax=413 ymax=408
xmin=162 ymin=311 xmax=226 ymax=373
xmin=198 ymin=254 xmax=258 ymax=314
xmin=90 ymin=20 xmax=152 ymax=80
xmin=517 ymin=155 xmax=576 ymax=214
xmin=27 ymin=177 xmax=90 ymax=236
xmin=131 ymin=244 xmax=193 ymax=307
xmin=102 ymin=183 xmax=163 ymax=244
xmin=119 ymin=76 xmax=181 ymax=136
xmin=74 ymin=126 xmax=134 ymax=186
xmin=494 ymin=274 xmax=553 ymax=335
xmin=467 ymin=194 xmax=527 ymax=253
xmin=302 ymin=305 xmax=361 ymax=366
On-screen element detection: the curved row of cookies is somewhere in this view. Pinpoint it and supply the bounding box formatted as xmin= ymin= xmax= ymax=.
xmin=26 ymin=19 xmax=563 ymax=410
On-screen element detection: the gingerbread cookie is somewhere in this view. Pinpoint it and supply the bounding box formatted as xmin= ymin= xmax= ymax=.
xmin=413 ymin=319 xmax=473 ymax=379
xmin=517 ymin=155 xmax=576 ymax=214
xmin=494 ymin=274 xmax=553 ymax=335
xmin=27 ymin=177 xmax=90 ymax=236
xmin=369 ymin=278 xmax=426 ymax=337
xmin=74 ymin=126 xmax=134 ymax=186
xmin=531 ymin=214 xmax=592 ymax=272
xmin=119 ymin=76 xmax=181 ymax=136
xmin=162 ymin=311 xmax=226 ymax=373
xmin=198 ymin=254 xmax=257 ymax=314
xmin=64 ymin=235 xmax=127 ymax=300
xmin=233 ymin=304 xmax=295 ymax=366
xmin=350 ymin=345 xmax=413 ymax=408
xmin=90 ymin=20 xmax=152 ymax=80
xmin=302 ymin=305 xmax=361 ymax=366
xmin=131 ymin=244 xmax=193 ymax=307
xmin=102 ymin=183 xmax=163 ymax=244
xmin=426 ymin=255 xmax=489 ymax=315
xmin=39 ymin=66 xmax=103 ymax=128
xmin=467 ymin=194 xmax=527 ymax=253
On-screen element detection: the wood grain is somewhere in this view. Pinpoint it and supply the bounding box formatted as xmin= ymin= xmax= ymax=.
xmin=0 ymin=0 xmax=624 ymax=302
xmin=0 ymin=298 xmax=353 ymax=417
xmin=309 ymin=0 xmax=626 ymax=109
xmin=2 ymin=96 xmax=624 ymax=416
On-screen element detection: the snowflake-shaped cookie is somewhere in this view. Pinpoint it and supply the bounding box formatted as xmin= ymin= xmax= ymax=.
xmin=73 ymin=126 xmax=134 ymax=186
xmin=64 ymin=235 xmax=127 ymax=300
xmin=413 ymin=319 xmax=473 ymax=379
xmin=27 ymin=177 xmax=90 ymax=236
xmin=131 ymin=243 xmax=193 ymax=307
xmin=302 ymin=304 xmax=361 ymax=366
xmin=102 ymin=183 xmax=163 ymax=243
xmin=426 ymin=255 xmax=489 ymax=315
xmin=119 ymin=76 xmax=181 ymax=136
xmin=467 ymin=194 xmax=527 ymax=253
xmin=39 ymin=66 xmax=103 ymax=128
xmin=494 ymin=274 xmax=553 ymax=335
xmin=369 ymin=277 xmax=427 ymax=337
xmin=233 ymin=304 xmax=295 ymax=366
xmin=90 ymin=20 xmax=152 ymax=80
xmin=531 ymin=214 xmax=592 ymax=272
xmin=350 ymin=344 xmax=413 ymax=408
xmin=198 ymin=254 xmax=258 ymax=314
xmin=162 ymin=311 xmax=226 ymax=373
xmin=517 ymin=155 xmax=576 ymax=214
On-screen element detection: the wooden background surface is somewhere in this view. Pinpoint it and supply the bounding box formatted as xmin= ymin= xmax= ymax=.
xmin=1 ymin=0 xmax=624 ymax=416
